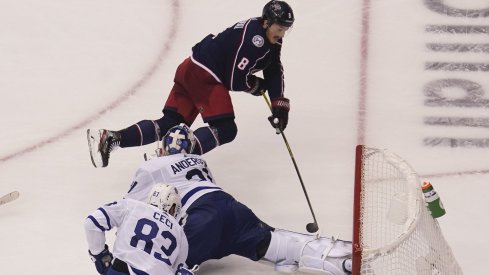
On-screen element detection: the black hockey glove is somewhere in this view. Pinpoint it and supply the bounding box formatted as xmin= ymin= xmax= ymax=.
xmin=268 ymin=97 xmax=290 ymax=133
xmin=89 ymin=244 xmax=113 ymax=274
xmin=245 ymin=76 xmax=266 ymax=96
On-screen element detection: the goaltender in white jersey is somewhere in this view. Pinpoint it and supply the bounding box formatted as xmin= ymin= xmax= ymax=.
xmin=123 ymin=124 xmax=353 ymax=274
xmin=125 ymin=153 xmax=220 ymax=223
xmin=85 ymin=184 xmax=189 ymax=275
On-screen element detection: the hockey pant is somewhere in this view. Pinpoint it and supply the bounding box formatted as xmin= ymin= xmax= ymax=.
xmin=183 ymin=191 xmax=273 ymax=267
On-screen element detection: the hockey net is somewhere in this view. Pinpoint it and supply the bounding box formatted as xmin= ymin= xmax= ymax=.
xmin=352 ymin=145 xmax=463 ymax=275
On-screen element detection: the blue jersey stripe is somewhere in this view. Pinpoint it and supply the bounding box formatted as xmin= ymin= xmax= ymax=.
xmin=87 ymin=215 xmax=106 ymax=232
xmin=98 ymin=207 xmax=112 ymax=230
xmin=130 ymin=266 xmax=150 ymax=275
xmin=182 ymin=186 xmax=222 ymax=207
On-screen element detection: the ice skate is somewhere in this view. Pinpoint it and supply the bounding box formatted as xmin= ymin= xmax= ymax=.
xmin=87 ymin=129 xmax=121 ymax=168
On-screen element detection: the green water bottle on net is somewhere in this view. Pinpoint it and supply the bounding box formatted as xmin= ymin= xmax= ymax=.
xmin=421 ymin=181 xmax=446 ymax=218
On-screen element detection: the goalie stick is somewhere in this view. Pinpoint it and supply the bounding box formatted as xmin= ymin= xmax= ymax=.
xmin=0 ymin=191 xmax=20 ymax=206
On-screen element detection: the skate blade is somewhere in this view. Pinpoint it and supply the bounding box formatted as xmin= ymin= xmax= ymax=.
xmin=87 ymin=129 xmax=103 ymax=168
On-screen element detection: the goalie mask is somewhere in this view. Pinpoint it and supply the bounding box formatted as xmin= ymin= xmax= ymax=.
xmin=160 ymin=123 xmax=196 ymax=156
xmin=147 ymin=183 xmax=181 ymax=217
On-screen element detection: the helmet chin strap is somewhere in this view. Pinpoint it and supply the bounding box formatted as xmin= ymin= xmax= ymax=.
xmin=169 ymin=204 xmax=177 ymax=217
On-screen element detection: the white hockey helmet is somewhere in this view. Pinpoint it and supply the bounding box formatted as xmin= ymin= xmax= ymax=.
xmin=160 ymin=123 xmax=196 ymax=156
xmin=147 ymin=183 xmax=182 ymax=217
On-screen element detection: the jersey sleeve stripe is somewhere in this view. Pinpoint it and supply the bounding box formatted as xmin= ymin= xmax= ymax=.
xmin=190 ymin=56 xmax=222 ymax=83
xmin=245 ymin=50 xmax=270 ymax=89
xmin=130 ymin=266 xmax=150 ymax=275
xmin=181 ymin=186 xmax=222 ymax=206
xmin=97 ymin=207 xmax=112 ymax=230
xmin=87 ymin=215 xmax=107 ymax=232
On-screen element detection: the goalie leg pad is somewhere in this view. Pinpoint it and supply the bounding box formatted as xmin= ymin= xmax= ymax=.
xmin=262 ymin=229 xmax=352 ymax=275
xmin=299 ymin=236 xmax=352 ymax=275
xmin=263 ymin=229 xmax=309 ymax=273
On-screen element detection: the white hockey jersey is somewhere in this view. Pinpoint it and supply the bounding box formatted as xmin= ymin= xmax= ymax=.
xmin=84 ymin=199 xmax=188 ymax=275
xmin=124 ymin=154 xmax=222 ymax=221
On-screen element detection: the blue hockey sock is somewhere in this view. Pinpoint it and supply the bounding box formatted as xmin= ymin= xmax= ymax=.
xmin=193 ymin=126 xmax=220 ymax=155
xmin=119 ymin=120 xmax=159 ymax=147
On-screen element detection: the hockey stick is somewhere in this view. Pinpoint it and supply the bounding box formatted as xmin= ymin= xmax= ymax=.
xmin=262 ymin=94 xmax=319 ymax=234
xmin=0 ymin=191 xmax=20 ymax=206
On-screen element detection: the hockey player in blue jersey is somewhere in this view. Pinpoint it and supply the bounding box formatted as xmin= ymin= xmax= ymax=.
xmin=123 ymin=124 xmax=354 ymax=274
xmin=88 ymin=0 xmax=294 ymax=168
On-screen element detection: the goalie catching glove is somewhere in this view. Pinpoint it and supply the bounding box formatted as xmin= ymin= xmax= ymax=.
xmin=268 ymin=97 xmax=290 ymax=133
xmin=89 ymin=244 xmax=113 ymax=274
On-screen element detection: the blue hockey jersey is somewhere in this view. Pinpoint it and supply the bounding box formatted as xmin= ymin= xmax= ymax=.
xmin=191 ymin=17 xmax=285 ymax=100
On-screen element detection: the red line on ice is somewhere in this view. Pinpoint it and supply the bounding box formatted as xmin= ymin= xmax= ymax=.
xmin=0 ymin=0 xmax=180 ymax=164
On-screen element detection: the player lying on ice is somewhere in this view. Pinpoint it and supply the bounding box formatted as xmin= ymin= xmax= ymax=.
xmin=121 ymin=124 xmax=353 ymax=274
xmin=84 ymin=183 xmax=191 ymax=275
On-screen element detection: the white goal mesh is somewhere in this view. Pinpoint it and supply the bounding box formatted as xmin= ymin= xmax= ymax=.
xmin=352 ymin=145 xmax=463 ymax=275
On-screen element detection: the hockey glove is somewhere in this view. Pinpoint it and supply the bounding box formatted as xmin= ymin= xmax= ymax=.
xmin=268 ymin=97 xmax=290 ymax=133
xmin=89 ymin=244 xmax=113 ymax=274
xmin=176 ymin=264 xmax=199 ymax=275
xmin=245 ymin=76 xmax=266 ymax=96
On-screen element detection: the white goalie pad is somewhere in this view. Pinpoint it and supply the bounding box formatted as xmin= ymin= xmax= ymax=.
xmin=299 ymin=236 xmax=352 ymax=275
xmin=262 ymin=229 xmax=352 ymax=275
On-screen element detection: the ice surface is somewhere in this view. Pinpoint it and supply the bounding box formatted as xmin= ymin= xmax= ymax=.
xmin=1 ymin=0 xmax=487 ymax=274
